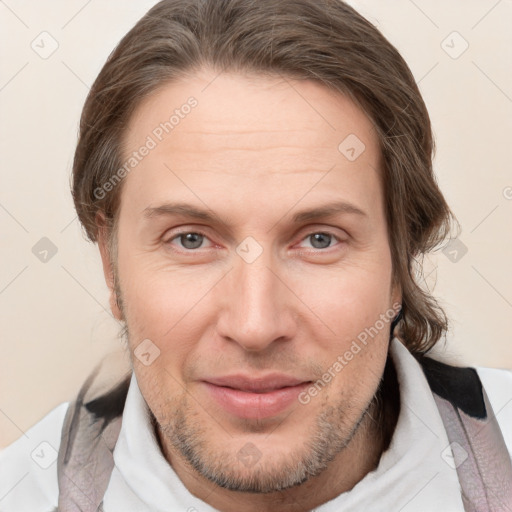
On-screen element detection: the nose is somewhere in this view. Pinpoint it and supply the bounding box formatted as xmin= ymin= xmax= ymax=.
xmin=215 ymin=249 xmax=297 ymax=352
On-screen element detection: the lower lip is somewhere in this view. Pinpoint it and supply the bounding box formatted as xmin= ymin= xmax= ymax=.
xmin=202 ymin=382 xmax=310 ymax=420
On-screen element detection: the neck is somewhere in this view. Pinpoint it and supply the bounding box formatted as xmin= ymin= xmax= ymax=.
xmin=155 ymin=355 xmax=400 ymax=512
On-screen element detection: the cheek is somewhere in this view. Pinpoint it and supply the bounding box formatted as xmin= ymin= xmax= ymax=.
xmin=295 ymin=258 xmax=393 ymax=397
xmin=123 ymin=270 xmax=196 ymax=410
xmin=118 ymin=257 xmax=220 ymax=380
xmin=295 ymin=258 xmax=393 ymax=341
xmin=120 ymin=253 xmax=208 ymax=328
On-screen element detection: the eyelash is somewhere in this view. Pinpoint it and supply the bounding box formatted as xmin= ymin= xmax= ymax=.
xmin=164 ymin=229 xmax=344 ymax=253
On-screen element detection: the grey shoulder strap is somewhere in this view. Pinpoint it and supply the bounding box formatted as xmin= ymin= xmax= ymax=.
xmin=420 ymin=356 xmax=512 ymax=511
xmin=57 ymin=366 xmax=130 ymax=512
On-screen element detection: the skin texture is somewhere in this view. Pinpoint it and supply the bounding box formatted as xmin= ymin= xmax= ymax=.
xmin=97 ymin=68 xmax=402 ymax=512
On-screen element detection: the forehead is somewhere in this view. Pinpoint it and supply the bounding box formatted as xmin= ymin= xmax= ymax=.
xmin=123 ymin=69 xmax=379 ymax=155
xmin=119 ymin=68 xmax=384 ymax=226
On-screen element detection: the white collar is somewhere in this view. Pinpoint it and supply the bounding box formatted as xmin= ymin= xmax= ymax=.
xmin=105 ymin=338 xmax=465 ymax=511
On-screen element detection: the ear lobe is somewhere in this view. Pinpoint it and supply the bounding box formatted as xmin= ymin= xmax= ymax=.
xmin=96 ymin=211 xmax=123 ymax=321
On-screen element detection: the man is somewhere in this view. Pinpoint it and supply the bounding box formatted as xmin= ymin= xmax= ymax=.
xmin=1 ymin=0 xmax=511 ymax=511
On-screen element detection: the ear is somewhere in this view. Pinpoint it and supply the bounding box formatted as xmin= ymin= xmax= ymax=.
xmin=96 ymin=211 xmax=123 ymax=321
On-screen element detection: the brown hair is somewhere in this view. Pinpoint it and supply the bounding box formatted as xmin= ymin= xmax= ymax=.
xmin=71 ymin=0 xmax=456 ymax=355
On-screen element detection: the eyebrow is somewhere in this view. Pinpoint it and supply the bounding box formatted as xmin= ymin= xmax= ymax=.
xmin=291 ymin=201 xmax=367 ymax=223
xmin=142 ymin=200 xmax=367 ymax=227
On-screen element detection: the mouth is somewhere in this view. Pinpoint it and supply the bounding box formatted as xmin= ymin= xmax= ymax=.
xmin=201 ymin=374 xmax=312 ymax=420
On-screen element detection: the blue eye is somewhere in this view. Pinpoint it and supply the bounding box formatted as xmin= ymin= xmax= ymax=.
xmin=165 ymin=230 xmax=341 ymax=253
xmin=299 ymin=232 xmax=339 ymax=250
xmin=168 ymin=232 xmax=210 ymax=250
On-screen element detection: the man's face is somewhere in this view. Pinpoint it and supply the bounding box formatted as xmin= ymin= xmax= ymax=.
xmin=102 ymin=69 xmax=401 ymax=492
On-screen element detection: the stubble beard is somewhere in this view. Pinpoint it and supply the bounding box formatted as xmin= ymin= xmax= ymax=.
xmin=153 ymin=386 xmax=383 ymax=494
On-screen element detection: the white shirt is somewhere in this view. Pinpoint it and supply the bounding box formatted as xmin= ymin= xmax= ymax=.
xmin=1 ymin=338 xmax=511 ymax=512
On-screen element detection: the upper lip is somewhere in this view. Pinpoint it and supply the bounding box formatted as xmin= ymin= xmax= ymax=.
xmin=203 ymin=374 xmax=310 ymax=393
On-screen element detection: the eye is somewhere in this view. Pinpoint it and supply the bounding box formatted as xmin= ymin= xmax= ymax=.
xmin=166 ymin=231 xmax=212 ymax=251
xmin=297 ymin=232 xmax=341 ymax=250
xmin=164 ymin=229 xmax=343 ymax=253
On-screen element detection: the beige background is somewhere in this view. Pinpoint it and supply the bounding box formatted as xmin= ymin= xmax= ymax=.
xmin=1 ymin=0 xmax=511 ymax=449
